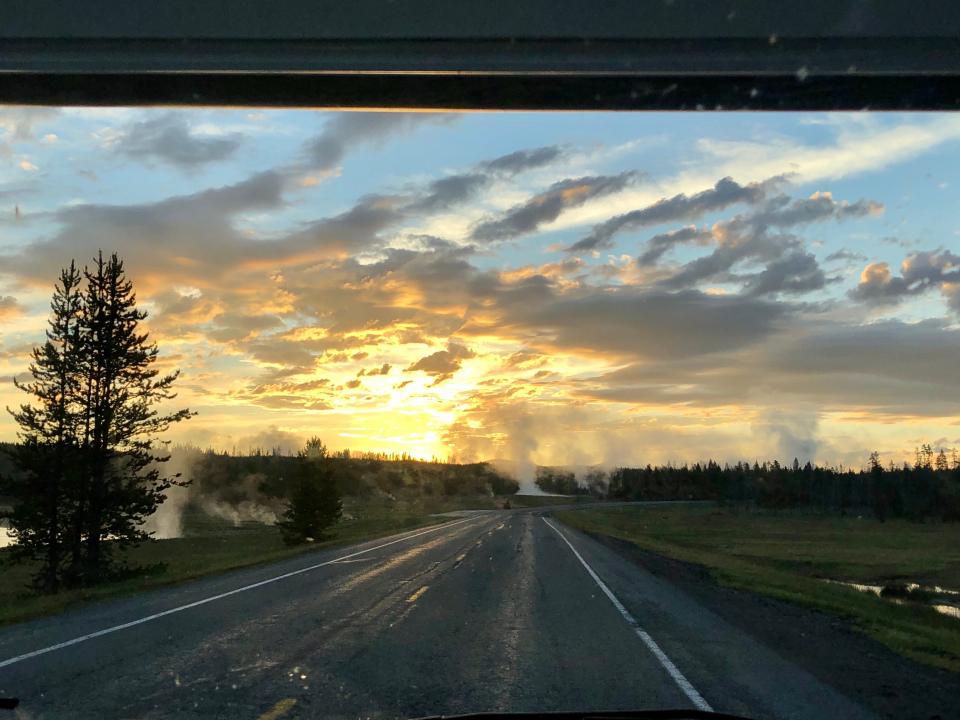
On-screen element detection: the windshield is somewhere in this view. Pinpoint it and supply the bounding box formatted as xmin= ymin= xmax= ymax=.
xmin=0 ymin=108 xmax=958 ymax=720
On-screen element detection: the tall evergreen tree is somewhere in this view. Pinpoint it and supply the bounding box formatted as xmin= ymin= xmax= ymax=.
xmin=4 ymin=253 xmax=192 ymax=589
xmin=76 ymin=252 xmax=193 ymax=580
xmin=3 ymin=263 xmax=84 ymax=591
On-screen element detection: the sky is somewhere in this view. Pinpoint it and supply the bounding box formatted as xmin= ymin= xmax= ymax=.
xmin=0 ymin=107 xmax=958 ymax=470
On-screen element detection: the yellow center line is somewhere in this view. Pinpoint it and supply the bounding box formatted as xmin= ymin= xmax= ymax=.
xmin=258 ymin=697 xmax=297 ymax=720
xmin=406 ymin=585 xmax=429 ymax=603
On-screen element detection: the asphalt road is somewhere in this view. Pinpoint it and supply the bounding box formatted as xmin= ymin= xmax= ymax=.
xmin=0 ymin=510 xmax=878 ymax=720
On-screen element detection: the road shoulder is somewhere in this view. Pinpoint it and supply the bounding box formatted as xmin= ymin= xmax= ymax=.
xmin=578 ymin=528 xmax=960 ymax=720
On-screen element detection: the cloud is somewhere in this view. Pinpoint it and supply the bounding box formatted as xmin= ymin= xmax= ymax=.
xmin=7 ymin=170 xmax=282 ymax=280
xmin=481 ymin=145 xmax=565 ymax=175
xmin=825 ymin=249 xmax=867 ymax=263
xmin=303 ymin=112 xmax=455 ymax=173
xmin=741 ymin=252 xmax=836 ymax=297
xmin=406 ymin=341 xmax=475 ymax=383
xmin=233 ymin=374 xmax=336 ymax=412
xmin=246 ymin=339 xmax=316 ymax=372
xmin=849 ymin=262 xmax=904 ymax=303
xmin=570 ymin=176 xmax=770 ymax=253
xmin=146 ymin=289 xmax=221 ymax=337
xmin=0 ymin=108 xmax=59 ymax=142
xmin=207 ymin=312 xmax=284 ymax=342
xmin=0 ymin=295 xmax=21 ymax=320
xmin=499 ymin=288 xmax=791 ymax=360
xmin=850 ymin=249 xmax=960 ymax=312
xmin=502 ymin=350 xmax=548 ymax=371
xmin=740 ymin=191 xmax=882 ymax=230
xmin=308 ymin=240 xmax=793 ymax=368
xmin=902 ymin=249 xmax=960 ymax=284
xmin=515 ymin=117 xmax=960 ymax=246
xmin=576 ymin=317 xmax=960 ymax=420
xmin=0 ymin=181 xmax=39 ymax=202
xmin=471 ymin=172 xmax=639 ymax=242
xmin=248 ymin=377 xmax=330 ymax=395
xmin=695 ymin=114 xmax=960 ymax=187
xmin=404 ymin=144 xmax=567 ymax=214
xmin=3 ymin=110 xmax=956 ymax=467
xmin=759 ymin=319 xmax=960 ymax=416
xmin=657 ymin=231 xmax=802 ymax=291
xmin=0 ymin=171 xmax=408 ymax=291
xmin=406 ymin=173 xmax=488 ymax=213
xmin=638 ymin=226 xmax=715 ymax=265
xmin=651 ymin=190 xmax=882 ymax=293
xmin=114 ymin=113 xmax=243 ymax=169
xmin=945 ymin=283 xmax=960 ymax=314
xmin=281 ymin=194 xmax=404 ymax=261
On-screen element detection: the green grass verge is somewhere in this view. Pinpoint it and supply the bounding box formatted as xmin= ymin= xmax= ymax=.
xmin=554 ymin=505 xmax=960 ymax=672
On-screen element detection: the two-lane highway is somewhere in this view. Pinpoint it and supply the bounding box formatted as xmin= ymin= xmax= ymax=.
xmin=0 ymin=510 xmax=876 ymax=719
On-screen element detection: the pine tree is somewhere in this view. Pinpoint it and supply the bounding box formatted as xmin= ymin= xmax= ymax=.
xmin=935 ymin=449 xmax=949 ymax=472
xmin=868 ymin=451 xmax=888 ymax=522
xmin=277 ymin=439 xmax=342 ymax=545
xmin=3 ymin=263 xmax=84 ymax=591
xmin=75 ymin=252 xmax=193 ymax=580
xmin=5 ymin=255 xmax=193 ymax=587
xmin=915 ymin=444 xmax=934 ymax=470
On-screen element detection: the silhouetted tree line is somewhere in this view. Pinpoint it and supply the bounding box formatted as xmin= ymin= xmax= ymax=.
xmin=603 ymin=448 xmax=960 ymax=521
xmin=230 ymin=446 xmax=454 ymax=464
xmin=536 ymin=467 xmax=607 ymax=496
xmin=1 ymin=255 xmax=192 ymax=591
xmin=329 ymin=448 xmax=454 ymax=463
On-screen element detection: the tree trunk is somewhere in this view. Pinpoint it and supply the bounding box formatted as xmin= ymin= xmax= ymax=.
xmin=43 ymin=460 xmax=60 ymax=593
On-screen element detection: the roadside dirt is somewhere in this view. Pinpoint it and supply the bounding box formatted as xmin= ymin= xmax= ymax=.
xmin=584 ymin=531 xmax=960 ymax=720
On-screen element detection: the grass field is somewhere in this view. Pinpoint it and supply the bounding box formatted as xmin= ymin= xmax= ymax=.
xmin=555 ymin=504 xmax=960 ymax=671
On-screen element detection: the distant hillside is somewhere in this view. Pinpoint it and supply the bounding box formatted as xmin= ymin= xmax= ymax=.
xmin=0 ymin=444 xmax=522 ymax=519
xmin=188 ymin=451 xmax=516 ymax=498
xmin=162 ymin=449 xmax=519 ymax=525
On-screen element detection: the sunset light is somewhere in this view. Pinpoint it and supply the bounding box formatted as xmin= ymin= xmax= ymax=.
xmin=1 ymin=109 xmax=958 ymax=469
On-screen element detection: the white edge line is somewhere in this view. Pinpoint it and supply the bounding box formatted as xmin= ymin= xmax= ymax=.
xmin=541 ymin=517 xmax=713 ymax=712
xmin=0 ymin=515 xmax=480 ymax=670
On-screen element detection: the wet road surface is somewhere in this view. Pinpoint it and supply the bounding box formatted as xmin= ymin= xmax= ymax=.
xmin=0 ymin=510 xmax=877 ymax=719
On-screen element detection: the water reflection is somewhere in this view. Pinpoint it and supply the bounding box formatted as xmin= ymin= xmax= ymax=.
xmin=0 ymin=521 xmax=13 ymax=549
xmin=826 ymin=579 xmax=884 ymax=596
xmin=825 ymin=578 xmax=960 ymax=619
xmin=934 ymin=604 xmax=960 ymax=619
